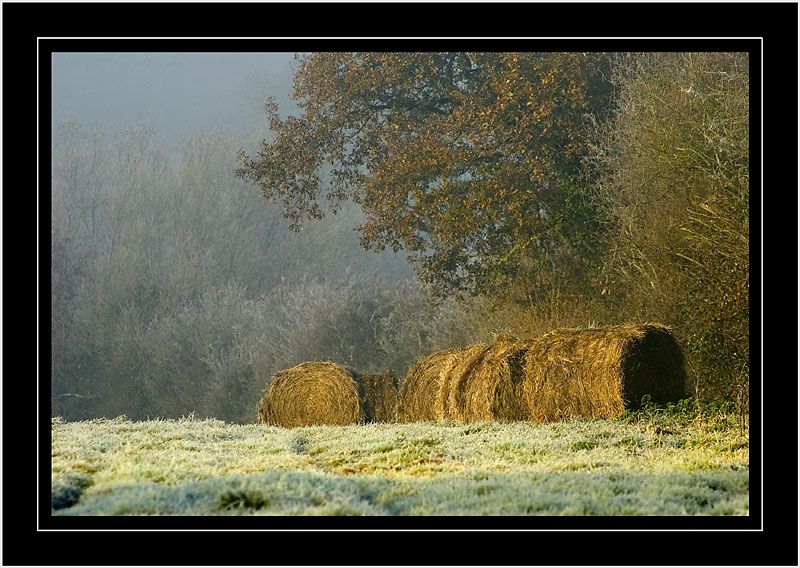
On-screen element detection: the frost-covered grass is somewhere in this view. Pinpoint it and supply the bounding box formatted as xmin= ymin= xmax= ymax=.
xmin=51 ymin=405 xmax=749 ymax=516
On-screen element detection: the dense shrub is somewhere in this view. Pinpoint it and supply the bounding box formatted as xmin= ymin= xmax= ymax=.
xmin=587 ymin=52 xmax=749 ymax=401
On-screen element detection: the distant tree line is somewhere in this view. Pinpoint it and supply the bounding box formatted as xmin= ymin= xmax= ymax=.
xmin=51 ymin=122 xmax=478 ymax=422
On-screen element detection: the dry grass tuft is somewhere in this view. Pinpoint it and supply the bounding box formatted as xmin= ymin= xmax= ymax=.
xmin=523 ymin=323 xmax=687 ymax=422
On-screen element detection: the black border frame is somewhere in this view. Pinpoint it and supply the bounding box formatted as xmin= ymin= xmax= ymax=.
xmin=7 ymin=1 xmax=794 ymax=566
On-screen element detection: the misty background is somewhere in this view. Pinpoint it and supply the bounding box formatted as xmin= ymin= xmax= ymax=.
xmin=51 ymin=52 xmax=479 ymax=422
xmin=53 ymin=53 xmax=295 ymax=148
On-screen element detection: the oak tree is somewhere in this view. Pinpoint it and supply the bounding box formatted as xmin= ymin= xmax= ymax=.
xmin=237 ymin=52 xmax=613 ymax=299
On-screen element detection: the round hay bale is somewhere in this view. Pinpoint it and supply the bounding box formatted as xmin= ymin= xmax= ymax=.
xmin=523 ymin=323 xmax=687 ymax=422
xmin=257 ymin=362 xmax=364 ymax=427
xmin=437 ymin=343 xmax=489 ymax=422
xmin=438 ymin=332 xmax=532 ymax=423
xmin=397 ymin=348 xmax=463 ymax=423
xmin=357 ymin=371 xmax=399 ymax=423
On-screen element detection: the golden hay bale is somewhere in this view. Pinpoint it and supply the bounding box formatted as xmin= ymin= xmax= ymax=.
xmin=523 ymin=323 xmax=687 ymax=422
xmin=257 ymin=362 xmax=364 ymax=427
xmin=438 ymin=332 xmax=532 ymax=423
xmin=436 ymin=343 xmax=488 ymax=421
xmin=357 ymin=371 xmax=398 ymax=423
xmin=396 ymin=348 xmax=463 ymax=423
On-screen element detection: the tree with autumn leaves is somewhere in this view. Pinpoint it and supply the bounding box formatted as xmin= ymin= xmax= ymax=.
xmin=237 ymin=51 xmax=750 ymax=402
xmin=236 ymin=52 xmax=614 ymax=301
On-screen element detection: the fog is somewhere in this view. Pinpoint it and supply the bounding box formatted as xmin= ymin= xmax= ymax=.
xmin=52 ymin=52 xmax=296 ymax=146
xmin=50 ymin=52 xmax=477 ymax=423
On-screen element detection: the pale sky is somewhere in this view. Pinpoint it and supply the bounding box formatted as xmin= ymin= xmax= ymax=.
xmin=51 ymin=52 xmax=297 ymax=145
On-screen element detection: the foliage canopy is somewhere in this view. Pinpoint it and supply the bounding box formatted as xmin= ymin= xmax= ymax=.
xmin=237 ymin=52 xmax=614 ymax=298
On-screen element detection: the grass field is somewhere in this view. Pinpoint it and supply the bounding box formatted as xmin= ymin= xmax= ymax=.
xmin=51 ymin=400 xmax=749 ymax=516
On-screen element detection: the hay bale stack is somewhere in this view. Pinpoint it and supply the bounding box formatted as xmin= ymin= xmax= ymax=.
xmin=257 ymin=362 xmax=364 ymax=427
xmin=397 ymin=348 xmax=464 ymax=422
xmin=438 ymin=333 xmax=533 ymax=423
xmin=523 ymin=323 xmax=687 ymax=422
xmin=357 ymin=371 xmax=398 ymax=423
